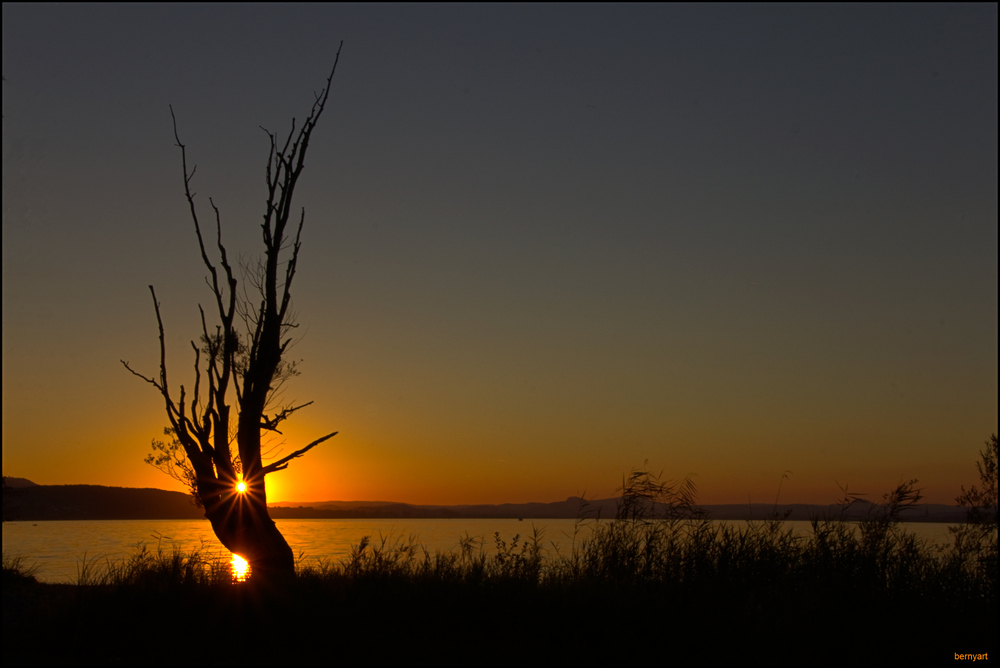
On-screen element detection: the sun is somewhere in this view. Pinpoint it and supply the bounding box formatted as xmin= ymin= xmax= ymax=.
xmin=236 ymin=480 xmax=246 ymax=493
xmin=231 ymin=554 xmax=250 ymax=582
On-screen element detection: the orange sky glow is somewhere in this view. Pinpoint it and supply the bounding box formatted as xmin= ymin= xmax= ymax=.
xmin=3 ymin=5 xmax=997 ymax=507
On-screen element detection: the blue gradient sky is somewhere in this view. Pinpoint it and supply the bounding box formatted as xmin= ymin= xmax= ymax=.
xmin=3 ymin=4 xmax=996 ymax=504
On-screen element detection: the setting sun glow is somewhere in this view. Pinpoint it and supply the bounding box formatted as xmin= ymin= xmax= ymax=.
xmin=231 ymin=554 xmax=250 ymax=582
xmin=236 ymin=480 xmax=246 ymax=493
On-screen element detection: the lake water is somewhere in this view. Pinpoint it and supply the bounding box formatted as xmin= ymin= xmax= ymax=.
xmin=2 ymin=518 xmax=959 ymax=583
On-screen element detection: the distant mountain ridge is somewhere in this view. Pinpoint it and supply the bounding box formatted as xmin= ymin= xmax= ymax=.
xmin=2 ymin=477 xmax=39 ymax=489
xmin=270 ymin=497 xmax=967 ymax=523
xmin=2 ymin=481 xmax=969 ymax=523
xmin=2 ymin=484 xmax=203 ymax=521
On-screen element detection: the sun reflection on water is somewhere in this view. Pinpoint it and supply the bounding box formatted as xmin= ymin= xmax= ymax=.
xmin=231 ymin=554 xmax=250 ymax=582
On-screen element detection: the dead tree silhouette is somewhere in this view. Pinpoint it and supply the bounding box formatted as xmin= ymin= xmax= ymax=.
xmin=122 ymin=43 xmax=343 ymax=581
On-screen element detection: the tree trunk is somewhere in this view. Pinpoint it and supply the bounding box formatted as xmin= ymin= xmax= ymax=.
xmin=198 ymin=476 xmax=294 ymax=579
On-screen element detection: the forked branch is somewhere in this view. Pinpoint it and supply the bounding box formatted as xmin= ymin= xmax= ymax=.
xmin=261 ymin=431 xmax=338 ymax=475
xmin=261 ymin=400 xmax=314 ymax=433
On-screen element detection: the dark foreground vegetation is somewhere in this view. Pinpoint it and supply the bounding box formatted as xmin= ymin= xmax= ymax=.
xmin=3 ymin=482 xmax=995 ymax=665
xmin=4 ymin=438 xmax=997 ymax=665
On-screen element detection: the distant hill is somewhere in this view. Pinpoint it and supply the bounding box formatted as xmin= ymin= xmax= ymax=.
xmin=271 ymin=496 xmax=968 ymax=523
xmin=2 ymin=484 xmax=203 ymax=521
xmin=2 ymin=483 xmax=969 ymax=523
xmin=700 ymin=502 xmax=967 ymax=524
xmin=2 ymin=477 xmax=39 ymax=489
xmin=269 ymin=496 xmax=601 ymax=519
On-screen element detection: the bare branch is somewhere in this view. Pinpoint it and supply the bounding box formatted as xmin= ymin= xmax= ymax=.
xmin=190 ymin=340 xmax=202 ymax=424
xmin=171 ymin=106 xmax=219 ymax=297
xmin=260 ymin=400 xmax=314 ymax=433
xmin=120 ymin=360 xmax=160 ymax=389
xmin=261 ymin=432 xmax=338 ymax=475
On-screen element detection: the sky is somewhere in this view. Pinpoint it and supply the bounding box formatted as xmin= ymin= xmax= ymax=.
xmin=2 ymin=4 xmax=997 ymax=506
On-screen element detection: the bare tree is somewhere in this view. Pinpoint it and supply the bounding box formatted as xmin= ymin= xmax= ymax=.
xmin=122 ymin=43 xmax=343 ymax=580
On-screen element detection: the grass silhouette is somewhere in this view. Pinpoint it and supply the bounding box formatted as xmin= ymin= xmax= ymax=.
xmin=3 ymin=464 xmax=997 ymax=665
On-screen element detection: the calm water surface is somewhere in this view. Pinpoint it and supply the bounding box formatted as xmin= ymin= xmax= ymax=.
xmin=2 ymin=518 xmax=958 ymax=583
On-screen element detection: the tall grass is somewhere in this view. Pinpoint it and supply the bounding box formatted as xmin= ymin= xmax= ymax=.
xmin=73 ymin=538 xmax=236 ymax=588
xmin=281 ymin=470 xmax=991 ymax=596
xmin=4 ymin=472 xmax=996 ymax=665
xmin=9 ymin=472 xmax=989 ymax=598
xmin=2 ymin=552 xmax=40 ymax=584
